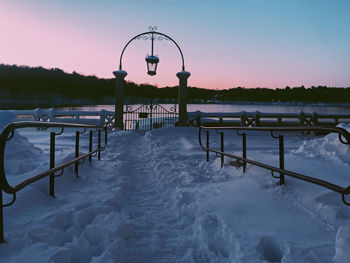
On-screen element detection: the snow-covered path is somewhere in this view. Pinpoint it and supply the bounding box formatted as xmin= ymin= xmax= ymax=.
xmin=107 ymin=133 xmax=192 ymax=262
xmin=82 ymin=129 xmax=242 ymax=262
xmin=100 ymin=130 xmax=228 ymax=262
xmin=0 ymin=126 xmax=350 ymax=262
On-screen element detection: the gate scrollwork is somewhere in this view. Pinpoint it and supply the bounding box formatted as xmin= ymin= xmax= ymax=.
xmin=124 ymin=103 xmax=178 ymax=130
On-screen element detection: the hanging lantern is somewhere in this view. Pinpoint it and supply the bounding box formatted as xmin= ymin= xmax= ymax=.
xmin=145 ymin=55 xmax=159 ymax=76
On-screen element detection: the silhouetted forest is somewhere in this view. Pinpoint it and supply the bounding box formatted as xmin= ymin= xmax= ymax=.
xmin=1 ymin=64 xmax=350 ymax=109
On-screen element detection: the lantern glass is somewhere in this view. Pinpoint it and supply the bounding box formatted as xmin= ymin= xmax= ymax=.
xmin=145 ymin=55 xmax=159 ymax=76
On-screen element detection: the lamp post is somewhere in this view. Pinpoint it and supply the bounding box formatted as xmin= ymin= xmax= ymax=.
xmin=114 ymin=26 xmax=190 ymax=129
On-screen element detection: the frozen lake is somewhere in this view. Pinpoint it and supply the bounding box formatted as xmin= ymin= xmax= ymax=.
xmin=60 ymin=103 xmax=350 ymax=114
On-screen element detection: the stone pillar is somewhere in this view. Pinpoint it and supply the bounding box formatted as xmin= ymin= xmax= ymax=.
xmin=176 ymin=71 xmax=191 ymax=126
xmin=113 ymin=70 xmax=128 ymax=129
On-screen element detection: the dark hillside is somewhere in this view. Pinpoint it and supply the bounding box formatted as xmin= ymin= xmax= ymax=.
xmin=1 ymin=64 xmax=349 ymax=109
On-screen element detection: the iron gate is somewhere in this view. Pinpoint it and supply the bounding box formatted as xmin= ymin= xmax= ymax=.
xmin=124 ymin=102 xmax=178 ymax=130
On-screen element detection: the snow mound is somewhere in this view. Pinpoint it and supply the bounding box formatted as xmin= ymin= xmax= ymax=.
xmin=293 ymin=123 xmax=350 ymax=164
xmin=334 ymin=226 xmax=350 ymax=262
xmin=1 ymin=112 xmax=43 ymax=176
xmin=5 ymin=132 xmax=43 ymax=176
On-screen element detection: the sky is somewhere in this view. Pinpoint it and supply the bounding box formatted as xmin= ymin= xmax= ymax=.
xmin=1 ymin=0 xmax=350 ymax=89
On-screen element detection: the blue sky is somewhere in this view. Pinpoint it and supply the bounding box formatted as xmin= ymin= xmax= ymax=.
xmin=1 ymin=0 xmax=349 ymax=89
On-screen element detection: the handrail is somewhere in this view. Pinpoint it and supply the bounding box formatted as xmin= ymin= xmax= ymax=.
xmin=198 ymin=126 xmax=350 ymax=206
xmin=0 ymin=121 xmax=108 ymax=242
xmin=190 ymin=111 xmax=350 ymax=118
xmin=14 ymin=148 xmax=102 ymax=192
xmin=10 ymin=108 xmax=116 ymax=127
xmin=189 ymin=111 xmax=350 ymax=127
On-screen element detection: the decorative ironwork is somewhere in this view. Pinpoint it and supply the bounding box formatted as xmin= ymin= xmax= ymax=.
xmin=124 ymin=101 xmax=177 ymax=130
xmin=187 ymin=111 xmax=350 ymax=128
xmin=136 ymin=26 xmax=170 ymax=41
xmin=136 ymin=34 xmax=170 ymax=41
xmin=103 ymin=114 xmax=115 ymax=128
xmin=119 ymin=26 xmax=185 ymax=71
xmin=149 ymin=26 xmax=157 ymax=32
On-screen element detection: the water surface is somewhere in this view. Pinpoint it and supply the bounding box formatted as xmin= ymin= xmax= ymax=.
xmin=60 ymin=103 xmax=350 ymax=114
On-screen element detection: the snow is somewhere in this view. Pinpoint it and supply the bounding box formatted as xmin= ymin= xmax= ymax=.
xmin=0 ymin=112 xmax=16 ymax=130
xmin=0 ymin=118 xmax=350 ymax=262
xmin=334 ymin=226 xmax=350 ymax=263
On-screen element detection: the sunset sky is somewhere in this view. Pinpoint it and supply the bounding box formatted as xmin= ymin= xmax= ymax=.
xmin=1 ymin=0 xmax=349 ymax=89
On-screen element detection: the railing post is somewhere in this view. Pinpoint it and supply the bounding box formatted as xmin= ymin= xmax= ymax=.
xmin=279 ymin=135 xmax=285 ymax=185
xmin=89 ymin=131 xmax=93 ymax=165
xmin=206 ymin=131 xmax=209 ymax=162
xmin=196 ymin=115 xmax=201 ymax=127
xmin=243 ymin=133 xmax=247 ymax=173
xmin=241 ymin=112 xmax=247 ymax=127
xmin=221 ymin=132 xmax=224 ymax=168
xmin=104 ymin=127 xmax=108 ymax=145
xmin=299 ymin=111 xmax=305 ymax=126
xmin=312 ymin=112 xmax=318 ymax=127
xmin=150 ymin=99 xmax=153 ymax=130
xmin=49 ymin=132 xmax=55 ymax=197
xmin=255 ymin=111 xmax=261 ymax=127
xmin=75 ymin=131 xmax=79 ymax=177
xmin=0 ymin=190 xmax=3 ymax=243
xmin=277 ymin=116 xmax=282 ymax=126
xmin=98 ymin=130 xmax=101 ymax=160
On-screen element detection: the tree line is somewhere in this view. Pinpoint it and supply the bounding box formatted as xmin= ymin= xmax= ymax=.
xmin=1 ymin=64 xmax=350 ymax=108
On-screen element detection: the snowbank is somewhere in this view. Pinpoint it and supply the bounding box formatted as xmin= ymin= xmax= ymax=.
xmin=334 ymin=226 xmax=350 ymax=263
xmin=294 ymin=123 xmax=350 ymax=164
xmin=0 ymin=112 xmax=44 ymax=180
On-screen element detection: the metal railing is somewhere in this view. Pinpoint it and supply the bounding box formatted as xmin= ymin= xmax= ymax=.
xmin=198 ymin=126 xmax=350 ymax=206
xmin=189 ymin=111 xmax=350 ymax=127
xmin=0 ymin=122 xmax=108 ymax=242
xmin=10 ymin=108 xmax=115 ymax=127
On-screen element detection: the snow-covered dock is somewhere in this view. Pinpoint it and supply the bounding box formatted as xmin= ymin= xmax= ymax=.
xmin=0 ymin=122 xmax=350 ymax=262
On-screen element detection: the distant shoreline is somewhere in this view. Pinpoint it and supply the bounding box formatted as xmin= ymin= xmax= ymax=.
xmin=2 ymin=65 xmax=350 ymax=110
xmin=1 ymin=98 xmax=350 ymax=110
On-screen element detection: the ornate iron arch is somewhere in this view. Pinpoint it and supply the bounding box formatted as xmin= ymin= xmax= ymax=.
xmin=119 ymin=26 xmax=186 ymax=71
